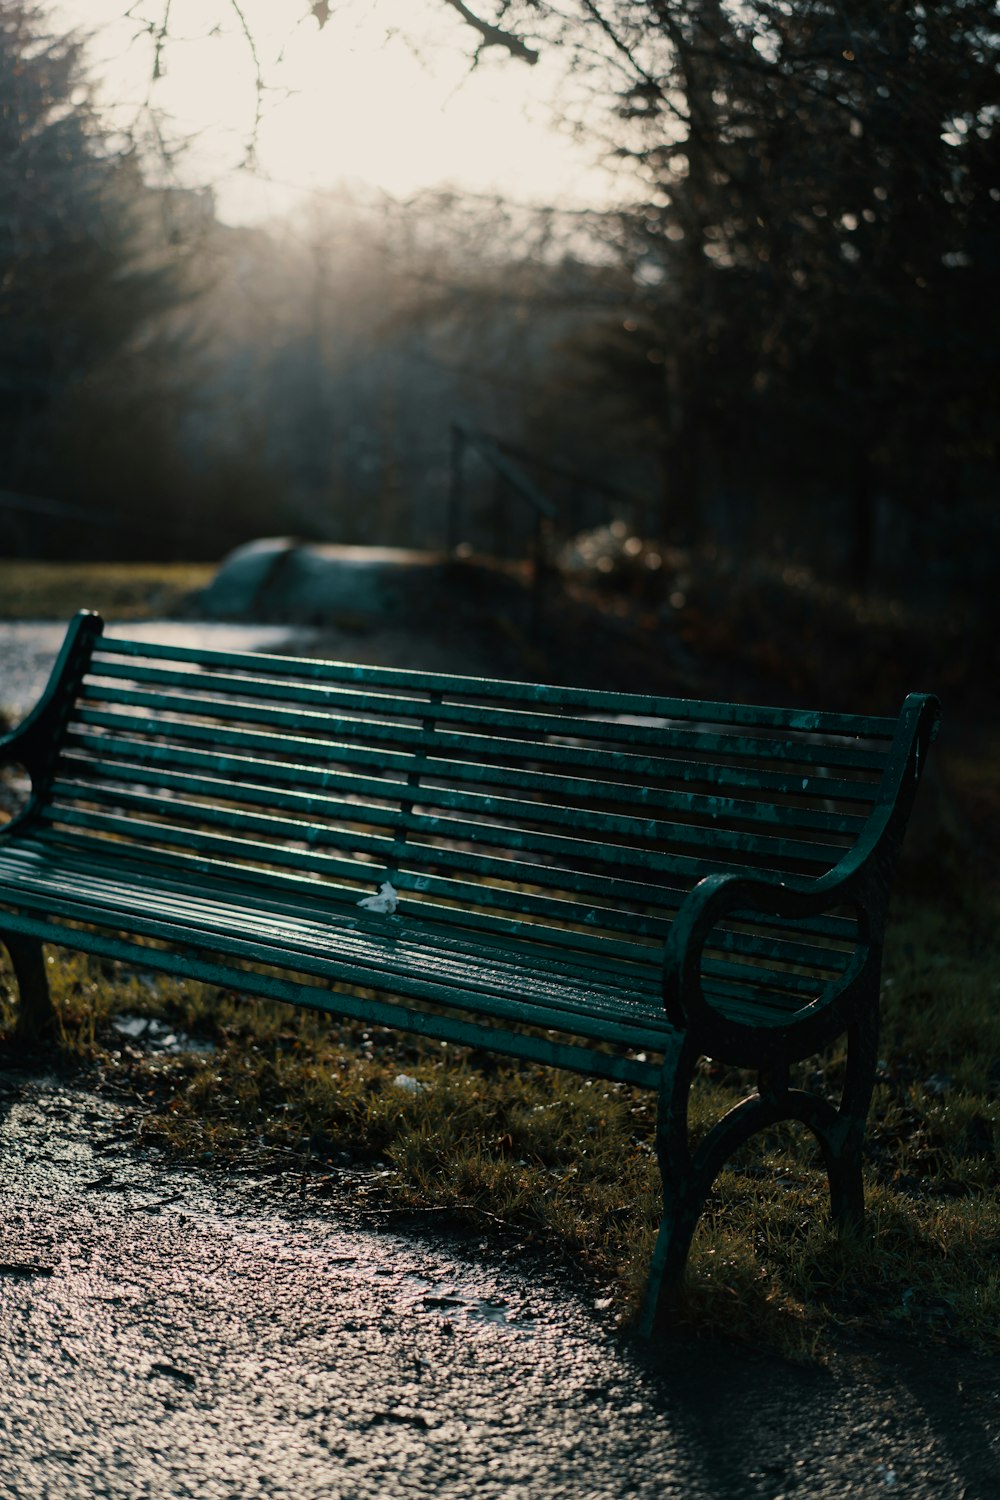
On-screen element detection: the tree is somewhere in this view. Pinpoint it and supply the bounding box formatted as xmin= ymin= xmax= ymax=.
xmin=460 ymin=1 xmax=1000 ymax=592
xmin=115 ymin=2 xmax=1000 ymax=592
xmin=0 ymin=2 xmax=196 ymax=549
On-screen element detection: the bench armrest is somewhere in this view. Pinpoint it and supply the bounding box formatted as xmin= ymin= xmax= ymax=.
xmin=663 ymin=864 xmax=874 ymax=1052
xmin=662 ymin=691 xmax=941 ymax=1066
xmin=0 ymin=611 xmax=103 ymax=796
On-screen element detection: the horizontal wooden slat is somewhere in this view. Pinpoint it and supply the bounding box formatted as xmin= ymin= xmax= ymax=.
xmin=701 ymin=954 xmax=834 ymax=999
xmin=50 ymin=765 xmax=851 ymax=871
xmin=0 ymin=869 xmax=671 ymax=1050
xmin=2 ymin=826 xmax=668 ymax=944
xmin=92 ymin=637 xmax=899 ymax=738
xmin=1 ymin=846 xmax=842 ymax=1044
xmin=0 ymin=906 xmax=665 ymax=1087
xmin=6 ymin=870 xmax=665 ymax=1027
xmin=39 ymin=802 xmax=710 ymax=906
xmin=60 ymin=734 xmax=871 ymax=837
xmin=5 ymin=846 xmax=659 ymax=983
xmin=69 ymin=707 xmax=884 ymax=807
xmin=78 ymin=682 xmax=891 ymax=771
xmin=25 ymin=813 xmax=862 ymax=952
xmin=16 ymin=817 xmax=680 ymax=933
xmin=44 ymin=778 xmax=848 ymax=898
xmin=85 ymin=660 xmax=897 ymax=776
xmin=14 ymin=826 xmax=852 ymax=981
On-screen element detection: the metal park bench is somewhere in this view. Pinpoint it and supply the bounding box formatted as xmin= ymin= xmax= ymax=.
xmin=0 ymin=612 xmax=940 ymax=1332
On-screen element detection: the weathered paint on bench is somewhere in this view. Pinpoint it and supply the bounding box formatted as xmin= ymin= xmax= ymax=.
xmin=0 ymin=611 xmax=940 ymax=1332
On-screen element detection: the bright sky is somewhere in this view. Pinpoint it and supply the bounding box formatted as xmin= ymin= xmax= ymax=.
xmin=52 ymin=0 xmax=618 ymax=223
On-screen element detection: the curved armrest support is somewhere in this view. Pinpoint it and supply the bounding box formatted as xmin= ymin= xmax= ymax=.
xmin=663 ymin=863 xmax=872 ymax=1028
xmin=0 ymin=611 xmax=103 ymax=817
xmin=663 ymin=864 xmax=880 ymax=1067
xmin=663 ymin=691 xmax=941 ymax=1066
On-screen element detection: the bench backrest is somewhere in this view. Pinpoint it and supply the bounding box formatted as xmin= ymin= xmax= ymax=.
xmin=10 ymin=616 xmax=937 ymax=1026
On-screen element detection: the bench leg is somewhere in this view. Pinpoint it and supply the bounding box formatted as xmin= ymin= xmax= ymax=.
xmin=821 ymin=1006 xmax=879 ymax=1232
xmin=638 ymin=1008 xmax=880 ymax=1337
xmin=638 ymin=1033 xmax=701 ymax=1337
xmin=640 ymin=1070 xmax=822 ymax=1338
xmin=2 ymin=935 xmax=56 ymax=1043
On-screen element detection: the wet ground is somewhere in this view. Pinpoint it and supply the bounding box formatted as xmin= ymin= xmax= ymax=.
xmin=2 ymin=1069 xmax=999 ymax=1500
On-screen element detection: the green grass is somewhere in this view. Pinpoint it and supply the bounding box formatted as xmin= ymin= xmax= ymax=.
xmin=0 ymin=561 xmax=213 ymax=620
xmin=2 ymin=863 xmax=996 ymax=1363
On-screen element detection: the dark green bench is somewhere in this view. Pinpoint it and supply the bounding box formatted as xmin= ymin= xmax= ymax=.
xmin=0 ymin=611 xmax=940 ymax=1332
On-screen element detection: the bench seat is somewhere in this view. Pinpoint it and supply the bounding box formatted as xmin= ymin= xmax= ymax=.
xmin=0 ymin=830 xmax=674 ymax=1083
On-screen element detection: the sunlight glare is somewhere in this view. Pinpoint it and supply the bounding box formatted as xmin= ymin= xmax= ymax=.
xmin=51 ymin=0 xmax=613 ymax=221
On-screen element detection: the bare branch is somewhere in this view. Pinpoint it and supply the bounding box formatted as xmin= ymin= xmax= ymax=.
xmin=579 ymin=0 xmax=659 ymax=93
xmin=227 ymin=0 xmax=266 ymax=160
xmin=152 ymin=0 xmax=171 ymax=80
xmin=440 ymin=0 xmax=540 ymax=65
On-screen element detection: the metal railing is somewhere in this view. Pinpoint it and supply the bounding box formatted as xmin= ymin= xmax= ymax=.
xmin=447 ymin=424 xmax=558 ymax=638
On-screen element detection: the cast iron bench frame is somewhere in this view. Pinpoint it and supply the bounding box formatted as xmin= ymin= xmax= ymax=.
xmin=0 ymin=612 xmax=940 ymax=1332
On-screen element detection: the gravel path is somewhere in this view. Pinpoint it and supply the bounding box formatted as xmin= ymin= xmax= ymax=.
xmin=2 ymin=1071 xmax=999 ymax=1500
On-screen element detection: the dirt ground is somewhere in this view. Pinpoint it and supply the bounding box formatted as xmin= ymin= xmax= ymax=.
xmin=2 ymin=1067 xmax=999 ymax=1500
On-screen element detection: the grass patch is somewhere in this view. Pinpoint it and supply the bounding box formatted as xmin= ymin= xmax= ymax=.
xmin=0 ymin=561 xmax=213 ymax=620
xmin=2 ymin=864 xmax=997 ymax=1363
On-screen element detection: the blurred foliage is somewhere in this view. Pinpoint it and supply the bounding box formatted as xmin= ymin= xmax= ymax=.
xmin=546 ymin=0 xmax=1000 ymax=600
xmin=4 ymin=0 xmax=998 ymax=622
xmin=0 ymin=4 xmax=197 ymax=547
xmin=559 ymin=520 xmax=995 ymax=716
xmin=0 ymin=5 xmax=309 ymax=561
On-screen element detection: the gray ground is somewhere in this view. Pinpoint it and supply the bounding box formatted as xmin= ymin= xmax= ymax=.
xmin=2 ymin=1070 xmax=998 ymax=1500
xmin=2 ymin=621 xmax=999 ymax=1499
